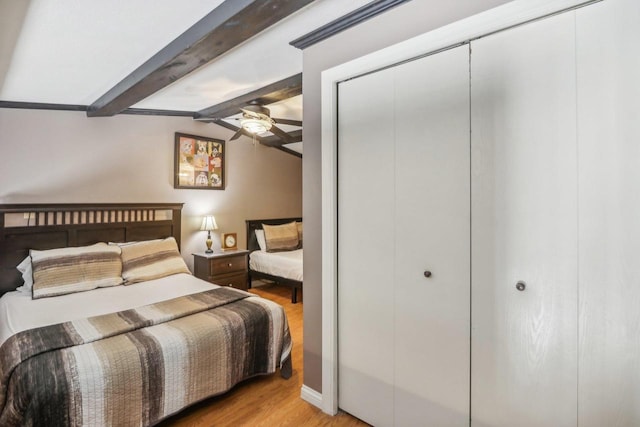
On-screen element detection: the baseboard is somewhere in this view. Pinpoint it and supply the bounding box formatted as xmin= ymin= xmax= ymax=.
xmin=300 ymin=385 xmax=323 ymax=409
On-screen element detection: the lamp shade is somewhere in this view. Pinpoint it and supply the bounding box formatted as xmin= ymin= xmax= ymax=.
xmin=200 ymin=215 xmax=218 ymax=231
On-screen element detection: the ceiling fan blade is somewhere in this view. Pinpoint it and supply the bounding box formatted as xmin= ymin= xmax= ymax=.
xmin=272 ymin=118 xmax=302 ymax=127
xmin=269 ymin=125 xmax=293 ymax=144
xmin=240 ymin=108 xmax=261 ymax=119
xmin=229 ymin=128 xmax=245 ymax=141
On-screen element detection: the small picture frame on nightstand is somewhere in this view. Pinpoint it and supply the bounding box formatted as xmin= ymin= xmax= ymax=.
xmin=221 ymin=232 xmax=237 ymax=251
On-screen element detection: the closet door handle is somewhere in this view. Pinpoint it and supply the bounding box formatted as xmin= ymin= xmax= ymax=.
xmin=516 ymin=281 xmax=526 ymax=291
xmin=423 ymin=271 xmax=432 ymax=278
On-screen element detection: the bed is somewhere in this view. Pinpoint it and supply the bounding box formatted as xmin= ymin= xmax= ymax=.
xmin=0 ymin=203 xmax=291 ymax=426
xmin=246 ymin=218 xmax=303 ymax=303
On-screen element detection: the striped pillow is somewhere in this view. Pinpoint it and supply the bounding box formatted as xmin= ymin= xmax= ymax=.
xmin=120 ymin=237 xmax=190 ymax=284
xmin=263 ymin=221 xmax=300 ymax=252
xmin=31 ymin=243 xmax=123 ymax=299
xmin=296 ymin=221 xmax=303 ymax=248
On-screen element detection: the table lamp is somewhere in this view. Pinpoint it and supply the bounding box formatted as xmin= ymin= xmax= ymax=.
xmin=200 ymin=215 xmax=218 ymax=253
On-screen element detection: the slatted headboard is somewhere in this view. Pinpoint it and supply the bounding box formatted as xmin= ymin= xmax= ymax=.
xmin=0 ymin=203 xmax=183 ymax=296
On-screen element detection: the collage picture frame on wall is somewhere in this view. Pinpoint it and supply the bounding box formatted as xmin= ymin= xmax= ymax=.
xmin=174 ymin=132 xmax=225 ymax=190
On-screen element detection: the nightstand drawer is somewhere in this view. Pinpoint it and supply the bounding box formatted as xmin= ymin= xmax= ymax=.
xmin=213 ymin=272 xmax=247 ymax=290
xmin=210 ymin=254 xmax=247 ymax=275
xmin=193 ymin=250 xmax=249 ymax=291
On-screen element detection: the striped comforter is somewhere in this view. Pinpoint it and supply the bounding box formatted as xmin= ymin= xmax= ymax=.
xmin=0 ymin=287 xmax=292 ymax=426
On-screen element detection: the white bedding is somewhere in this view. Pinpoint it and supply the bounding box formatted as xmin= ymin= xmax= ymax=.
xmin=249 ymin=249 xmax=303 ymax=282
xmin=0 ymin=273 xmax=217 ymax=346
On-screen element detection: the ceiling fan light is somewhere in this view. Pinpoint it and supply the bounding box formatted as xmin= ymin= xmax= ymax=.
xmin=241 ymin=117 xmax=272 ymax=134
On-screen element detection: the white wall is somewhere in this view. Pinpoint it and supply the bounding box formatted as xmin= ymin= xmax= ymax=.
xmin=0 ymin=108 xmax=302 ymax=270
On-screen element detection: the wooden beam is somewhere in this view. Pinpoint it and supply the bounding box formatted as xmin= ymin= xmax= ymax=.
xmin=0 ymin=101 xmax=196 ymax=117
xmin=0 ymin=101 xmax=87 ymax=112
xmin=206 ymin=118 xmax=241 ymax=131
xmin=195 ymin=73 xmax=302 ymax=119
xmin=120 ymin=108 xmax=194 ymax=117
xmin=206 ymin=119 xmax=256 ymax=140
xmin=260 ymin=129 xmax=303 ymax=146
xmin=290 ymin=0 xmax=412 ymax=49
xmin=275 ymin=145 xmax=303 ymax=158
xmin=87 ymin=1 xmax=314 ymax=117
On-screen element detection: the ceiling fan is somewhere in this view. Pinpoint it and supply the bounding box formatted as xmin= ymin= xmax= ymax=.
xmin=225 ymin=102 xmax=302 ymax=143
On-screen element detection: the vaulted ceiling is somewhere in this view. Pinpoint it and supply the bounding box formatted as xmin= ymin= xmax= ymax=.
xmin=0 ymin=0 xmax=400 ymax=156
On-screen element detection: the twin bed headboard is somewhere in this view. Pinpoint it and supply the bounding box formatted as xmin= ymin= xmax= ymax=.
xmin=0 ymin=203 xmax=183 ymax=296
xmin=245 ymin=217 xmax=302 ymax=252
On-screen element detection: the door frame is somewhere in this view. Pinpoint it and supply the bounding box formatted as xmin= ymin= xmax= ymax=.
xmin=320 ymin=0 xmax=599 ymax=415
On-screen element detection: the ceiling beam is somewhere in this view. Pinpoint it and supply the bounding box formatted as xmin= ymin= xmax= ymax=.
xmin=0 ymin=101 xmax=87 ymax=112
xmin=275 ymin=145 xmax=302 ymax=158
xmin=0 ymin=101 xmax=195 ymax=117
xmin=259 ymin=129 xmax=303 ymax=146
xmin=195 ymin=73 xmax=302 ymax=119
xmin=204 ymin=118 xmax=240 ymax=131
xmin=290 ymin=0 xmax=412 ymax=50
xmin=205 ymin=118 xmax=256 ymax=140
xmin=121 ymin=108 xmax=194 ymax=117
xmin=87 ymin=0 xmax=314 ymax=117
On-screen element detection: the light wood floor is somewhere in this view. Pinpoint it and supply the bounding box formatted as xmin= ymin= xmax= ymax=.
xmin=159 ymin=283 xmax=368 ymax=427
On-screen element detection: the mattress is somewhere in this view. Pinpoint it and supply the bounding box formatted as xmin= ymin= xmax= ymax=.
xmin=249 ymin=249 xmax=303 ymax=282
xmin=0 ymin=273 xmax=215 ymax=346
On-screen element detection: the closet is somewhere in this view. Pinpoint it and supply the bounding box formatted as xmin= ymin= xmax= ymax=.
xmin=338 ymin=45 xmax=470 ymax=426
xmin=470 ymin=11 xmax=578 ymax=427
xmin=575 ymin=1 xmax=640 ymax=425
xmin=335 ymin=0 xmax=640 ymax=425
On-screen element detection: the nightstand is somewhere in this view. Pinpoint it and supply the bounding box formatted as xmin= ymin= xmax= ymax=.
xmin=193 ymin=250 xmax=249 ymax=291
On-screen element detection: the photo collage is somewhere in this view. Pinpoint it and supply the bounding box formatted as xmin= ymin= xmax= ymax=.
xmin=176 ymin=133 xmax=224 ymax=189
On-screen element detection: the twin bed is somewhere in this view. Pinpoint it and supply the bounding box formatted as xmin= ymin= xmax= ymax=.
xmin=0 ymin=203 xmax=292 ymax=426
xmin=246 ymin=218 xmax=303 ymax=303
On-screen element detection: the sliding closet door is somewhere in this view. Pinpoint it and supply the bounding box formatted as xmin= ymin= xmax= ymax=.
xmin=576 ymin=0 xmax=640 ymax=425
xmin=338 ymin=67 xmax=396 ymax=426
xmin=471 ymin=12 xmax=578 ymax=427
xmin=338 ymin=45 xmax=470 ymax=426
xmin=393 ymin=45 xmax=470 ymax=426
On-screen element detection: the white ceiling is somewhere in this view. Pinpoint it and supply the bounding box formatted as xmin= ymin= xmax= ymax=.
xmin=0 ymin=0 xmax=374 ymax=154
xmin=0 ymin=0 xmax=224 ymax=105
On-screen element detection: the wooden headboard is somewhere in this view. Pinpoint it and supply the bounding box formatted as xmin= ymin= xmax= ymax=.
xmin=0 ymin=203 xmax=183 ymax=296
xmin=245 ymin=217 xmax=302 ymax=252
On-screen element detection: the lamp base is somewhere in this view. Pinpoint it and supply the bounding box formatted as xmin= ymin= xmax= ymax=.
xmin=205 ymin=235 xmax=213 ymax=253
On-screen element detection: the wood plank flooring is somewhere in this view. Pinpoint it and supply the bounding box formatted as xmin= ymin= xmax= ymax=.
xmin=159 ymin=283 xmax=367 ymax=427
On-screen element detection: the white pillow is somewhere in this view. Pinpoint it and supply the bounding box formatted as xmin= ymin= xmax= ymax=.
xmin=255 ymin=229 xmax=267 ymax=251
xmin=15 ymin=256 xmax=33 ymax=295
